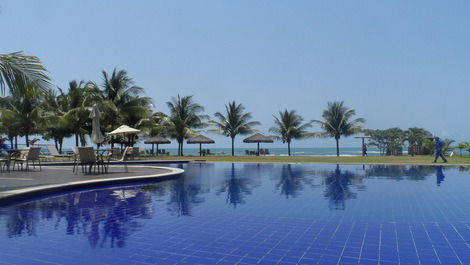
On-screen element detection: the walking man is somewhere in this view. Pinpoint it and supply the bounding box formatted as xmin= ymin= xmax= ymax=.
xmin=433 ymin=137 xmax=448 ymax=163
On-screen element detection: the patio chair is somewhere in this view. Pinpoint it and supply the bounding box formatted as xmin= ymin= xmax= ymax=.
xmin=13 ymin=147 xmax=42 ymax=171
xmin=72 ymin=147 xmax=79 ymax=173
xmin=77 ymin=147 xmax=103 ymax=174
xmin=0 ymin=157 xmax=7 ymax=172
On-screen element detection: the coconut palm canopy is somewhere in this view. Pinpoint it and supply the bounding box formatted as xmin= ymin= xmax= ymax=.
xmin=243 ymin=133 xmax=273 ymax=143
xmin=187 ymin=134 xmax=215 ymax=144
xmin=0 ymin=52 xmax=50 ymax=94
xmin=108 ymin=125 xmax=141 ymax=136
xmin=144 ymin=135 xmax=171 ymax=144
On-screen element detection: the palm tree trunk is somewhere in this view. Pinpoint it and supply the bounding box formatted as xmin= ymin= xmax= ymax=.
xmin=288 ymin=141 xmax=291 ymax=156
xmin=231 ymin=137 xmax=235 ymax=156
xmin=75 ymin=133 xmax=79 ymax=147
xmin=14 ymin=136 xmax=18 ymax=149
xmin=335 ymin=138 xmax=339 ymax=157
xmin=25 ymin=134 xmax=29 ymax=147
xmin=59 ymin=138 xmax=63 ymax=153
xmin=181 ymin=141 xmax=184 ymax=156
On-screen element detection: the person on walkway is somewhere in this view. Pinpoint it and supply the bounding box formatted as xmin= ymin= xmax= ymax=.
xmin=362 ymin=144 xmax=368 ymax=156
xmin=433 ymin=137 xmax=448 ymax=163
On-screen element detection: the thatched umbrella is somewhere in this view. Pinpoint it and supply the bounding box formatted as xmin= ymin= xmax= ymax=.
xmin=187 ymin=135 xmax=215 ymax=156
xmin=144 ymin=136 xmax=171 ymax=156
xmin=243 ymin=133 xmax=273 ymax=156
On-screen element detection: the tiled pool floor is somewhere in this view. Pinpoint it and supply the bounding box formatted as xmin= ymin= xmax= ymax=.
xmin=0 ymin=163 xmax=469 ymax=265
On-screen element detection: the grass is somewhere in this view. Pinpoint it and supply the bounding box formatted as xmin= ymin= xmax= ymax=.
xmin=150 ymin=155 xmax=470 ymax=165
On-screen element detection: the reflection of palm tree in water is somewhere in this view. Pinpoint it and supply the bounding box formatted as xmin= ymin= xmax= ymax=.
xmin=5 ymin=204 xmax=39 ymax=238
xmin=323 ymin=164 xmax=357 ymax=210
xmin=436 ymin=166 xmax=445 ymax=186
xmin=276 ymin=164 xmax=305 ymax=198
xmin=167 ymin=177 xmax=204 ymax=216
xmin=216 ymin=164 xmax=253 ymax=208
xmin=4 ymin=187 xmax=153 ymax=248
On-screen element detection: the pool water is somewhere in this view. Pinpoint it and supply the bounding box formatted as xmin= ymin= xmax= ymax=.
xmin=0 ymin=163 xmax=469 ymax=265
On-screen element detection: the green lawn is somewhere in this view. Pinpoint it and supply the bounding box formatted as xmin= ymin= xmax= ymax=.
xmin=151 ymin=155 xmax=470 ymax=165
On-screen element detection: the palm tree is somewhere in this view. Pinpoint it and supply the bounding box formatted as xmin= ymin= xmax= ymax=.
xmin=269 ymin=109 xmax=312 ymax=156
xmin=405 ymin=127 xmax=429 ymax=156
xmin=209 ymin=101 xmax=260 ymax=156
xmin=61 ymin=80 xmax=101 ymax=146
xmin=313 ymin=102 xmax=364 ymax=156
xmin=40 ymin=88 xmax=74 ymax=152
xmin=0 ymin=82 xmax=43 ymax=146
xmin=165 ymin=95 xmax=207 ymax=156
xmin=0 ymin=52 xmax=50 ymax=94
xmin=100 ymin=69 xmax=153 ymax=131
xmin=0 ymin=105 xmax=21 ymax=148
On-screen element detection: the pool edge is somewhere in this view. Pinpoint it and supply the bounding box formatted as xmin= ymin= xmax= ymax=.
xmin=0 ymin=166 xmax=184 ymax=206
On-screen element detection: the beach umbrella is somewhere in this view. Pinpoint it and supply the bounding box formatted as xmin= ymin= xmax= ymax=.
xmin=108 ymin=125 xmax=141 ymax=147
xmin=187 ymin=134 xmax=215 ymax=156
xmin=243 ymin=133 xmax=273 ymax=156
xmin=144 ymin=136 xmax=171 ymax=156
xmin=89 ymin=104 xmax=105 ymax=146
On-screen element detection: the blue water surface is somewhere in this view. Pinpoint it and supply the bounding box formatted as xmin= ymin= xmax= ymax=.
xmin=0 ymin=163 xmax=470 ymax=265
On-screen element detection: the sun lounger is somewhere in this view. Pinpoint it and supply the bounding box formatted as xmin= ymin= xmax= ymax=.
xmin=106 ymin=146 xmax=131 ymax=173
xmin=47 ymin=146 xmax=73 ymax=160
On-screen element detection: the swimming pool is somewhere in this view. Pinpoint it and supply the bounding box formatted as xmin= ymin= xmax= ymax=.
xmin=0 ymin=163 xmax=469 ymax=265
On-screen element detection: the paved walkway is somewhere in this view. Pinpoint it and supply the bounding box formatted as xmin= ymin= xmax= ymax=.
xmin=0 ymin=165 xmax=182 ymax=201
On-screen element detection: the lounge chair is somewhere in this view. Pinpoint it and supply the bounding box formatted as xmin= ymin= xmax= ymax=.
xmin=105 ymin=146 xmax=131 ymax=173
xmin=13 ymin=147 xmax=42 ymax=171
xmin=47 ymin=146 xmax=73 ymax=160
xmin=128 ymin=147 xmax=140 ymax=160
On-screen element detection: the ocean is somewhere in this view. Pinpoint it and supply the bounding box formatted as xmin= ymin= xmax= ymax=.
xmin=145 ymin=147 xmax=383 ymax=156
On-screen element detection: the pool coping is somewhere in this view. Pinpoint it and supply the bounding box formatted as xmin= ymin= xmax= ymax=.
xmin=199 ymin=161 xmax=466 ymax=166
xmin=0 ymin=165 xmax=184 ymax=206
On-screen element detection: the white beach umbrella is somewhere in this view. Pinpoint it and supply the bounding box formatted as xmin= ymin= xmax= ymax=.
xmin=89 ymin=104 xmax=105 ymax=145
xmin=108 ymin=125 xmax=141 ymax=136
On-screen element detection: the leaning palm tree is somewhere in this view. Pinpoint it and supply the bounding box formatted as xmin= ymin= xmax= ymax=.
xmin=209 ymin=101 xmax=260 ymax=156
xmin=165 ymin=95 xmax=207 ymax=156
xmin=270 ymin=109 xmax=312 ymax=156
xmin=312 ymin=102 xmax=364 ymax=157
xmin=0 ymin=51 xmax=50 ymax=94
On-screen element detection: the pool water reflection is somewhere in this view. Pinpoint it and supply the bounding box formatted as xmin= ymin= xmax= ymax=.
xmin=0 ymin=163 xmax=470 ymax=265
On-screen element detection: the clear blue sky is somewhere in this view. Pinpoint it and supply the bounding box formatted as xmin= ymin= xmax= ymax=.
xmin=2 ymin=0 xmax=470 ymax=148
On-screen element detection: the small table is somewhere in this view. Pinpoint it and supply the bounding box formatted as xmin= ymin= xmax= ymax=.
xmin=94 ymin=149 xmax=112 ymax=173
